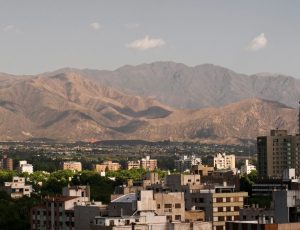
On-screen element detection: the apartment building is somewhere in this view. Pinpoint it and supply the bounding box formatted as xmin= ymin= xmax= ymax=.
xmin=62 ymin=162 xmax=82 ymax=171
xmin=186 ymin=186 xmax=247 ymax=230
xmin=91 ymin=190 xmax=212 ymax=230
xmin=1 ymin=176 xmax=32 ymax=198
xmin=154 ymin=192 xmax=185 ymax=222
xmin=174 ymin=155 xmax=202 ymax=172
xmin=1 ymin=155 xmax=13 ymax=170
xmin=126 ymin=160 xmax=140 ymax=170
xmin=257 ymin=129 xmax=300 ymax=178
xmin=140 ymin=156 xmax=157 ymax=171
xmin=94 ymin=161 xmax=120 ymax=173
xmin=18 ymin=160 xmax=34 ymax=174
xmin=240 ymin=159 xmax=256 ymax=175
xmin=213 ymin=153 xmax=235 ymax=170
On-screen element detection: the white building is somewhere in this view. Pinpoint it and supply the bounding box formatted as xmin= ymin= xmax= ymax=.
xmin=2 ymin=176 xmax=32 ymax=198
xmin=175 ymin=155 xmax=202 ymax=172
xmin=18 ymin=160 xmax=33 ymax=174
xmin=240 ymin=160 xmax=256 ymax=175
xmin=214 ymin=153 xmax=235 ymax=170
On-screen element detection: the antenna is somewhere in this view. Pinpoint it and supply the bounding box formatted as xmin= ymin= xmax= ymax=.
xmin=299 ymin=101 xmax=300 ymax=134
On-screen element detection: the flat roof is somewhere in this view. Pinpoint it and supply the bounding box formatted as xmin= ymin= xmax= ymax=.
xmin=111 ymin=193 xmax=137 ymax=203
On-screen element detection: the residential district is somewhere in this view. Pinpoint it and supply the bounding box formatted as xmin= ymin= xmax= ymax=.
xmin=1 ymin=129 xmax=300 ymax=229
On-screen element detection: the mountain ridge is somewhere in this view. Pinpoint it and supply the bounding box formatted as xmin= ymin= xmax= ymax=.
xmin=0 ymin=62 xmax=299 ymax=144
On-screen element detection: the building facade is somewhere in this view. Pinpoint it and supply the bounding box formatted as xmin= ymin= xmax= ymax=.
xmin=2 ymin=176 xmax=32 ymax=198
xmin=94 ymin=161 xmax=120 ymax=173
xmin=62 ymin=162 xmax=82 ymax=172
xmin=18 ymin=160 xmax=34 ymax=174
xmin=257 ymin=130 xmax=300 ymax=178
xmin=213 ymin=153 xmax=235 ymax=170
xmin=141 ymin=156 xmax=157 ymax=171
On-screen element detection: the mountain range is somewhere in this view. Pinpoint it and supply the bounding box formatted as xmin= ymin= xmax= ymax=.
xmin=0 ymin=61 xmax=299 ymax=144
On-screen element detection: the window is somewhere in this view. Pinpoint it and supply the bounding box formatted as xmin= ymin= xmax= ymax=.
xmin=109 ymin=220 xmax=114 ymax=226
xmin=164 ymin=204 xmax=172 ymax=208
xmin=125 ymin=220 xmax=130 ymax=225
xmin=218 ymin=216 xmax=225 ymax=221
xmin=175 ymin=215 xmax=181 ymax=221
xmin=226 ymin=197 xmax=231 ymax=202
xmin=167 ymin=216 xmax=172 ymax=222
xmin=157 ymin=204 xmax=160 ymax=209
xmin=216 ymin=198 xmax=223 ymax=202
xmin=175 ymin=203 xmax=181 ymax=209
xmin=234 ymin=206 xmax=239 ymax=211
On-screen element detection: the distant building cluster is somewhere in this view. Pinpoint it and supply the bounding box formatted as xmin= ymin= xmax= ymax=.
xmin=174 ymin=155 xmax=201 ymax=172
xmin=127 ymin=155 xmax=157 ymax=171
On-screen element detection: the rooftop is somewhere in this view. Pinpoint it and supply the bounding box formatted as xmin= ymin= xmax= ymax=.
xmin=111 ymin=193 xmax=137 ymax=203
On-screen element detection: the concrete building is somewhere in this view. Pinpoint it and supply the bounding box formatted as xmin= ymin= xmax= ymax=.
xmin=190 ymin=164 xmax=214 ymax=176
xmin=2 ymin=176 xmax=32 ymax=198
xmin=239 ymin=206 xmax=274 ymax=222
xmin=94 ymin=161 xmax=120 ymax=173
xmin=141 ymin=156 xmax=157 ymax=171
xmin=174 ymin=155 xmax=202 ymax=172
xmin=273 ymin=190 xmax=300 ymax=223
xmin=126 ymin=160 xmax=140 ymax=170
xmin=213 ymin=153 xmax=235 ymax=170
xmin=257 ymin=129 xmax=300 ymax=178
xmin=62 ymin=162 xmax=82 ymax=172
xmin=74 ymin=202 xmax=107 ymax=230
xmin=1 ymin=155 xmax=13 ymax=170
xmin=240 ymin=159 xmax=256 ymax=175
xmin=31 ymin=186 xmax=93 ymax=230
xmin=18 ymin=160 xmax=34 ymax=174
xmin=186 ymin=186 xmax=247 ymax=230
xmin=154 ymin=192 xmax=185 ymax=222
xmin=92 ymin=190 xmax=168 ymax=230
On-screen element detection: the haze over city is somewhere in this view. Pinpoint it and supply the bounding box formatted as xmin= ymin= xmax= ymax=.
xmin=1 ymin=0 xmax=300 ymax=77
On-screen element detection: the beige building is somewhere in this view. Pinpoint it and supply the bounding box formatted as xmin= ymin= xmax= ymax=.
xmin=94 ymin=161 xmax=120 ymax=173
xmin=62 ymin=161 xmax=82 ymax=171
xmin=191 ymin=164 xmax=214 ymax=176
xmin=141 ymin=156 xmax=157 ymax=171
xmin=187 ymin=187 xmax=247 ymax=230
xmin=213 ymin=153 xmax=235 ymax=170
xmin=126 ymin=160 xmax=140 ymax=170
xmin=154 ymin=192 xmax=185 ymax=222
xmin=2 ymin=176 xmax=32 ymax=198
xmin=257 ymin=129 xmax=300 ymax=178
xmin=1 ymin=155 xmax=13 ymax=170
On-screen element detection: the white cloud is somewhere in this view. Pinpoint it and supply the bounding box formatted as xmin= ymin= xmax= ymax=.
xmin=3 ymin=24 xmax=20 ymax=33
xmin=127 ymin=36 xmax=165 ymax=50
xmin=90 ymin=22 xmax=102 ymax=31
xmin=247 ymin=33 xmax=268 ymax=51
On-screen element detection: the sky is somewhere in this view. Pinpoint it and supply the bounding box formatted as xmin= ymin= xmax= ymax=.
xmin=0 ymin=0 xmax=299 ymax=77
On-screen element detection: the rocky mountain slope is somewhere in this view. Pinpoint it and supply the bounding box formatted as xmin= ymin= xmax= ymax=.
xmin=0 ymin=71 xmax=297 ymax=143
xmin=59 ymin=62 xmax=300 ymax=109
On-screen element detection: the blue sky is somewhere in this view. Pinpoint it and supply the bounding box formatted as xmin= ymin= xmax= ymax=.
xmin=0 ymin=0 xmax=299 ymax=77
